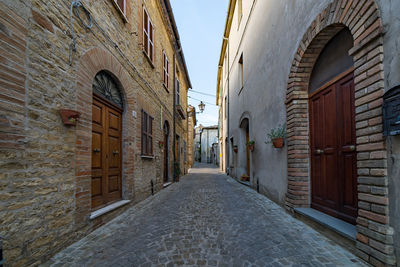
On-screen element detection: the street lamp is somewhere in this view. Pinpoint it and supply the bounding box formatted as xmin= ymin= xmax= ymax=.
xmin=198 ymin=101 xmax=205 ymax=113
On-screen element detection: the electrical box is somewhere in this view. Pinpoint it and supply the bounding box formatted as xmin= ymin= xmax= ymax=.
xmin=383 ymin=85 xmax=400 ymax=136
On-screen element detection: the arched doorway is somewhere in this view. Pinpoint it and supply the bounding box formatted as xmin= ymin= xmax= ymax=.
xmin=309 ymin=29 xmax=357 ymax=224
xmin=91 ymin=71 xmax=123 ymax=209
xmin=163 ymin=121 xmax=170 ymax=183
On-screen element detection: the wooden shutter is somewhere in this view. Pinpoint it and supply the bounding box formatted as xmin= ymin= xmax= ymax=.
xmin=149 ymin=20 xmax=154 ymax=61
xmin=148 ymin=116 xmax=153 ymax=155
xmin=142 ymin=110 xmax=147 ymax=155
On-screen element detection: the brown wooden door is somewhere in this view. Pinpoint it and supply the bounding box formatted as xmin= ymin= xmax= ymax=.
xmin=163 ymin=123 xmax=169 ymax=183
xmin=310 ymin=72 xmax=357 ymax=224
xmin=92 ymin=96 xmax=122 ymax=209
xmin=246 ymin=125 xmax=250 ymax=176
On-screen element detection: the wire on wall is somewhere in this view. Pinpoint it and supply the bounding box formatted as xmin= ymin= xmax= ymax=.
xmin=69 ymin=0 xmax=93 ymax=65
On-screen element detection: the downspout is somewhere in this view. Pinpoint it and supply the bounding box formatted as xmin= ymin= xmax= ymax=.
xmin=173 ymin=52 xmax=176 ymax=182
xmin=224 ymin=37 xmax=230 ymax=175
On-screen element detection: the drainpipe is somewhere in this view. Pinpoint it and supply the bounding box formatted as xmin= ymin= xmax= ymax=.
xmin=173 ymin=52 xmax=177 ymax=182
xmin=223 ymin=37 xmax=230 ymax=174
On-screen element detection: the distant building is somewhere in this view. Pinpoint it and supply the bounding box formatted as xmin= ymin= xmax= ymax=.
xmin=194 ymin=125 xmax=219 ymax=164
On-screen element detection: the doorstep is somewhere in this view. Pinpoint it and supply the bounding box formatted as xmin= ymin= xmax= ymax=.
xmin=90 ymin=200 xmax=131 ymax=220
xmin=294 ymin=208 xmax=356 ymax=241
xmin=163 ymin=182 xmax=172 ymax=188
xmin=238 ymin=180 xmax=251 ymax=187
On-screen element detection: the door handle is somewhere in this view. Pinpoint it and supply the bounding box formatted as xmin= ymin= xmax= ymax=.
xmin=113 ymin=150 xmax=119 ymax=155
xmin=93 ymin=148 xmax=100 ymax=153
xmin=315 ymin=149 xmax=324 ymax=155
xmin=349 ymin=145 xmax=356 ymax=151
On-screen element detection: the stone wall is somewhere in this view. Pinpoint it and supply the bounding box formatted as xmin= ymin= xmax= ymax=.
xmin=0 ymin=0 xmax=192 ymax=265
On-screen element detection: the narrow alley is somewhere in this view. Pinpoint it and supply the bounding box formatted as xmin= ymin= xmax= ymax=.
xmin=45 ymin=165 xmax=365 ymax=267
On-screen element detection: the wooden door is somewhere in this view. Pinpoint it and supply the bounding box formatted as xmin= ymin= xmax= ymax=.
xmin=310 ymin=72 xmax=357 ymax=224
xmin=246 ymin=125 xmax=250 ymax=176
xmin=92 ymin=96 xmax=122 ymax=209
xmin=163 ymin=123 xmax=169 ymax=183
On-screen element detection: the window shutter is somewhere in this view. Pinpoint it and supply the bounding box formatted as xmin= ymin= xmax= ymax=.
xmin=148 ymin=116 xmax=153 ymax=155
xmin=149 ymin=21 xmax=154 ymax=62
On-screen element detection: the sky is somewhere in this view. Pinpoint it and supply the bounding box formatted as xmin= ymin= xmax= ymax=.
xmin=170 ymin=0 xmax=229 ymax=127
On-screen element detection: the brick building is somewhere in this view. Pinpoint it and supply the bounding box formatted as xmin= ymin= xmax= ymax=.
xmin=217 ymin=0 xmax=399 ymax=266
xmin=0 ymin=0 xmax=193 ymax=265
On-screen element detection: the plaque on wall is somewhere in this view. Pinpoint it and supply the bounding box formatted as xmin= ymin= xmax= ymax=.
xmin=383 ymin=85 xmax=400 ymax=136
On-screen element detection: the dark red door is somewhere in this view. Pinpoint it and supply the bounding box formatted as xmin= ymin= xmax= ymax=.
xmin=310 ymin=72 xmax=357 ymax=224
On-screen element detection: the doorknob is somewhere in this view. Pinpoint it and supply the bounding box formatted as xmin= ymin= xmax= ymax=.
xmin=315 ymin=149 xmax=324 ymax=155
xmin=349 ymin=145 xmax=356 ymax=151
xmin=113 ymin=150 xmax=119 ymax=155
xmin=93 ymin=148 xmax=100 ymax=153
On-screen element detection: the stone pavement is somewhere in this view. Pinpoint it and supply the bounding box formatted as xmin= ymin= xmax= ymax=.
xmin=44 ymin=164 xmax=366 ymax=267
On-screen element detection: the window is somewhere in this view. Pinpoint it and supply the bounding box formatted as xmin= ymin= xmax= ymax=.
xmin=239 ymin=53 xmax=244 ymax=89
xmin=141 ymin=110 xmax=154 ymax=156
xmin=238 ymin=0 xmax=243 ymax=24
xmin=163 ymin=51 xmax=169 ymax=88
xmin=143 ymin=7 xmax=154 ymax=62
xmin=113 ymin=0 xmax=126 ymax=16
xmin=176 ymin=79 xmax=180 ymax=105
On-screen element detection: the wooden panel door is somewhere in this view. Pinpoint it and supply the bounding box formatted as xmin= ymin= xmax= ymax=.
xmin=246 ymin=126 xmax=250 ymax=176
xmin=310 ymin=72 xmax=357 ymax=224
xmin=92 ymin=96 xmax=122 ymax=209
xmin=310 ymin=84 xmax=338 ymax=213
xmin=336 ymin=73 xmax=357 ymax=224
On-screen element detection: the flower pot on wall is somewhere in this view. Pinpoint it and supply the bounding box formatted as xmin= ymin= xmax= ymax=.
xmin=59 ymin=109 xmax=81 ymax=126
xmin=248 ymin=144 xmax=255 ymax=152
xmin=272 ymin=138 xmax=284 ymax=148
xmin=241 ymin=175 xmax=250 ymax=182
xmin=233 ymin=145 xmax=238 ymax=153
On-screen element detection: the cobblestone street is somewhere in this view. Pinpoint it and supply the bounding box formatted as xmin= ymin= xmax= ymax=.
xmin=45 ymin=164 xmax=366 ymax=267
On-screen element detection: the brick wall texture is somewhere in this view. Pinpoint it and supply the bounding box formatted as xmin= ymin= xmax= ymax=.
xmin=0 ymin=0 xmax=193 ymax=265
xmin=285 ymin=0 xmax=396 ymax=266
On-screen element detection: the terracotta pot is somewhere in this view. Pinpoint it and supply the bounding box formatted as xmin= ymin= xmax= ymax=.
xmin=272 ymin=138 xmax=284 ymax=148
xmin=233 ymin=146 xmax=238 ymax=153
xmin=241 ymin=175 xmax=250 ymax=182
xmin=59 ymin=109 xmax=81 ymax=126
xmin=248 ymin=144 xmax=255 ymax=152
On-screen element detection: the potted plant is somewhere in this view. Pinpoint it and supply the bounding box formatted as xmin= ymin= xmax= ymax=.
xmin=247 ymin=140 xmax=255 ymax=152
xmin=266 ymin=124 xmax=286 ymax=148
xmin=59 ymin=109 xmax=81 ymax=126
xmin=241 ymin=174 xmax=250 ymax=182
xmin=233 ymin=145 xmax=238 ymax=153
xmin=158 ymin=141 xmax=164 ymax=149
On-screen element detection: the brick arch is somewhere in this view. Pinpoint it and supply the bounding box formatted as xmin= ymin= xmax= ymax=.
xmin=285 ymin=1 xmax=396 ymax=265
xmin=74 ymin=47 xmax=137 ymax=227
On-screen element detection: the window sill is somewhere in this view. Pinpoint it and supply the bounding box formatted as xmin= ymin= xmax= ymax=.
xmin=142 ymin=50 xmax=155 ymax=68
xmin=90 ymin=200 xmax=131 ymax=220
xmin=141 ymin=155 xmax=154 ymax=159
xmin=163 ymin=83 xmax=170 ymax=93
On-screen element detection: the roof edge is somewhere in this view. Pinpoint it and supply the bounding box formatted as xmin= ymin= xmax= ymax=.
xmin=216 ymin=0 xmax=236 ymax=104
xmin=164 ymin=0 xmax=192 ymax=89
